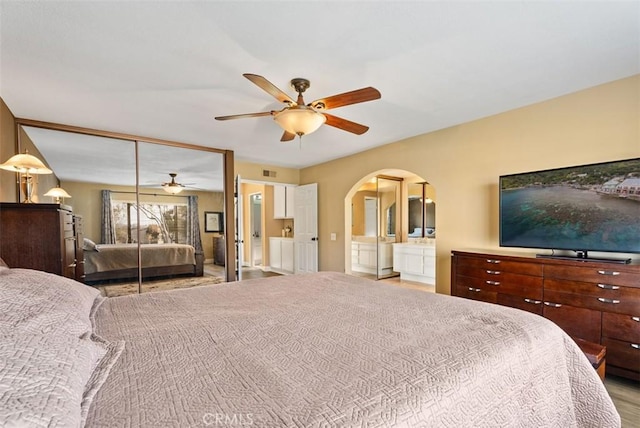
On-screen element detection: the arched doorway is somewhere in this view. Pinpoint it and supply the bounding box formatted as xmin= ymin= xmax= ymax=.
xmin=345 ymin=169 xmax=436 ymax=287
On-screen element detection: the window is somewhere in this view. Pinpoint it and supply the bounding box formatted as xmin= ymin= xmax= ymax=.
xmin=112 ymin=201 xmax=188 ymax=244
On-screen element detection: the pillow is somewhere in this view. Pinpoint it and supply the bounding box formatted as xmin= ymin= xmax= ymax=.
xmin=83 ymin=238 xmax=100 ymax=252
xmin=0 ymin=257 xmax=8 ymax=268
xmin=0 ymin=333 xmax=123 ymax=428
xmin=0 ymin=268 xmax=101 ymax=338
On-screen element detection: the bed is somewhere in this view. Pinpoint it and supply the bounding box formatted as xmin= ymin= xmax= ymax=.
xmin=83 ymin=242 xmax=204 ymax=283
xmin=0 ymin=267 xmax=621 ymax=427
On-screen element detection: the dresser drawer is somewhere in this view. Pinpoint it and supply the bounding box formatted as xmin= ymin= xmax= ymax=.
xmin=497 ymin=294 xmax=543 ymax=315
xmin=542 ymin=303 xmax=601 ymax=343
xmin=601 ymin=337 xmax=640 ymax=373
xmin=455 ymin=284 xmax=497 ymax=304
xmin=61 ymin=211 xmax=74 ymax=232
xmin=544 ymin=287 xmax=640 ymax=315
xmin=456 ymin=255 xmax=542 ymax=276
xmin=456 ymin=271 xmax=542 ymax=298
xmin=602 ymin=312 xmax=640 ymax=343
xmin=545 ymin=264 xmax=640 ymax=288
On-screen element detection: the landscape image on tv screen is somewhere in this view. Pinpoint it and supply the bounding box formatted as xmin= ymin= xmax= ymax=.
xmin=500 ymin=158 xmax=640 ymax=254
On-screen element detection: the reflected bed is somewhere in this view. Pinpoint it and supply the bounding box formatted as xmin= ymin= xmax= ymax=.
xmin=83 ymin=243 xmax=203 ymax=283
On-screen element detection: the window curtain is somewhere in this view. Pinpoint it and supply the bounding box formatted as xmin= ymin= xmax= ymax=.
xmin=100 ymin=190 xmax=116 ymax=244
xmin=186 ymin=195 xmax=203 ymax=252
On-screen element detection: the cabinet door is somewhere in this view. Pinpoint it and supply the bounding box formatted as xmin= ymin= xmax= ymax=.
xmin=404 ymin=252 xmax=423 ymax=274
xmin=269 ymin=238 xmax=282 ymax=269
xmin=285 ymin=186 xmax=295 ymax=218
xmin=281 ymin=240 xmax=294 ymax=273
xmin=273 ymin=185 xmax=286 ymax=219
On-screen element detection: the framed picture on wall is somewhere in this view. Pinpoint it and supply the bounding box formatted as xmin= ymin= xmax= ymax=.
xmin=204 ymin=211 xmax=223 ymax=233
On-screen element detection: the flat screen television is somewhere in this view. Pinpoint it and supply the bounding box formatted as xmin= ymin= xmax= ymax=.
xmin=499 ymin=157 xmax=640 ymax=263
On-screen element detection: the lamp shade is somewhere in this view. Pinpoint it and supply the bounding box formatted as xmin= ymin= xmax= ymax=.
xmin=0 ymin=153 xmax=53 ymax=174
xmin=44 ymin=187 xmax=72 ymax=199
xmin=274 ymin=106 xmax=326 ymax=136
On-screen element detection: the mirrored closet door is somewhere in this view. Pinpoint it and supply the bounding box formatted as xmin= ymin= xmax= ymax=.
xmin=9 ymin=119 xmax=233 ymax=293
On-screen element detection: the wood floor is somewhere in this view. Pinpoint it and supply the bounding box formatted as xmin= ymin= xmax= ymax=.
xmin=605 ymin=375 xmax=640 ymax=428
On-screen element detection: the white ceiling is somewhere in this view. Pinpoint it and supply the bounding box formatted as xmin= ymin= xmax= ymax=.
xmin=1 ymin=1 xmax=639 ymax=170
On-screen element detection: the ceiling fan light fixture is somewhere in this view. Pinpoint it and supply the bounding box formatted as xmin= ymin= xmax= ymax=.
xmin=274 ymin=106 xmax=326 ymax=136
xmin=162 ymin=173 xmax=184 ymax=194
xmin=162 ymin=183 xmax=184 ymax=194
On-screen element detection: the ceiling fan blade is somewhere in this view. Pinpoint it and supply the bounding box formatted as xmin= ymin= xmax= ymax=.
xmin=324 ymin=113 xmax=370 ymax=135
xmin=310 ymin=87 xmax=381 ymax=110
xmin=280 ymin=131 xmax=296 ymax=142
xmin=243 ymin=74 xmax=295 ymax=105
xmin=214 ymin=111 xmax=274 ymax=121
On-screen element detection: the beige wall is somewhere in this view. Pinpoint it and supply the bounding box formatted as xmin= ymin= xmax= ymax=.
xmin=300 ymin=75 xmax=640 ymax=294
xmin=235 ymin=161 xmax=299 ymax=184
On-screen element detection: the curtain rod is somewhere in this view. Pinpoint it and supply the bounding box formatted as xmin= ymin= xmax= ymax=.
xmin=108 ymin=190 xmax=189 ymax=198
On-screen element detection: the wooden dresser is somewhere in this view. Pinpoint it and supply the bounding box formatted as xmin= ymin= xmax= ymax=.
xmin=451 ymin=250 xmax=640 ymax=381
xmin=0 ymin=203 xmax=82 ymax=281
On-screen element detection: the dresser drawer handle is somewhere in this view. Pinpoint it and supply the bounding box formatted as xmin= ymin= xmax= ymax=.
xmin=485 ymin=280 xmax=500 ymax=286
xmin=467 ymin=287 xmax=481 ymax=292
xmin=632 ymin=317 xmax=640 ymax=322
xmin=597 ymin=284 xmax=620 ymax=290
xmin=597 ymin=298 xmax=620 ymax=304
xmin=544 ymin=302 xmax=562 ymax=308
xmin=597 ymin=270 xmax=620 ymax=276
xmin=632 ymin=344 xmax=640 ymax=350
xmin=486 ymin=259 xmax=501 ymax=264
xmin=524 ymin=298 xmax=542 ymax=305
xmin=486 ymin=270 xmax=501 ymax=275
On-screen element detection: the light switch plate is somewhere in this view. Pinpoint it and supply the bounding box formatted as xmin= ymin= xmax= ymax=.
xmin=330 ymin=233 xmax=336 ymax=241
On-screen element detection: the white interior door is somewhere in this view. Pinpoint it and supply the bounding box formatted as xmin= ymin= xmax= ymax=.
xmin=294 ymin=183 xmax=318 ymax=273
xmin=235 ymin=174 xmax=243 ymax=281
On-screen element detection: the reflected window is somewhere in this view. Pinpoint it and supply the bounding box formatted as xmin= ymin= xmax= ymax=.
xmin=113 ymin=200 xmax=188 ymax=244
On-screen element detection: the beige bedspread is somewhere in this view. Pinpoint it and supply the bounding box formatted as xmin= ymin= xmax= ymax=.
xmin=84 ymin=243 xmax=195 ymax=274
xmin=88 ymin=272 xmax=620 ymax=427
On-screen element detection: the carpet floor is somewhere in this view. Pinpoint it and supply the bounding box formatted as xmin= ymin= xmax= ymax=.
xmin=95 ymin=275 xmax=225 ymax=297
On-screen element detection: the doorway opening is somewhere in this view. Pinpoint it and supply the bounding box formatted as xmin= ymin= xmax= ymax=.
xmin=345 ymin=170 xmax=436 ymax=286
xmin=250 ymin=193 xmax=262 ymax=267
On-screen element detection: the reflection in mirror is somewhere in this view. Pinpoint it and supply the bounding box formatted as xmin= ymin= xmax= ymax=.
xmin=137 ymin=142 xmax=226 ymax=284
xmin=408 ymin=182 xmax=436 ymax=240
xmin=376 ymin=177 xmax=400 ymax=279
xmin=351 ymin=176 xmax=401 ymax=280
xmin=20 ymin=126 xmax=138 ymax=287
xmin=17 ymin=123 xmax=229 ymax=296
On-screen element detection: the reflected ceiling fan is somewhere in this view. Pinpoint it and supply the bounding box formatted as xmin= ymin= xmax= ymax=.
xmin=154 ymin=172 xmax=197 ymax=195
xmin=215 ymin=74 xmax=381 ymax=141
xmin=161 ymin=173 xmax=186 ymax=194
xmin=141 ymin=173 xmax=196 ymax=195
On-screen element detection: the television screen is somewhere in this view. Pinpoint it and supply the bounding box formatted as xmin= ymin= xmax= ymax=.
xmin=499 ymin=158 xmax=640 ymax=255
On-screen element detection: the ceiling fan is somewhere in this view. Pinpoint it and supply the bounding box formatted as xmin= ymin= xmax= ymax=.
xmin=152 ymin=173 xmax=192 ymax=194
xmin=215 ymin=74 xmax=381 ymax=141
